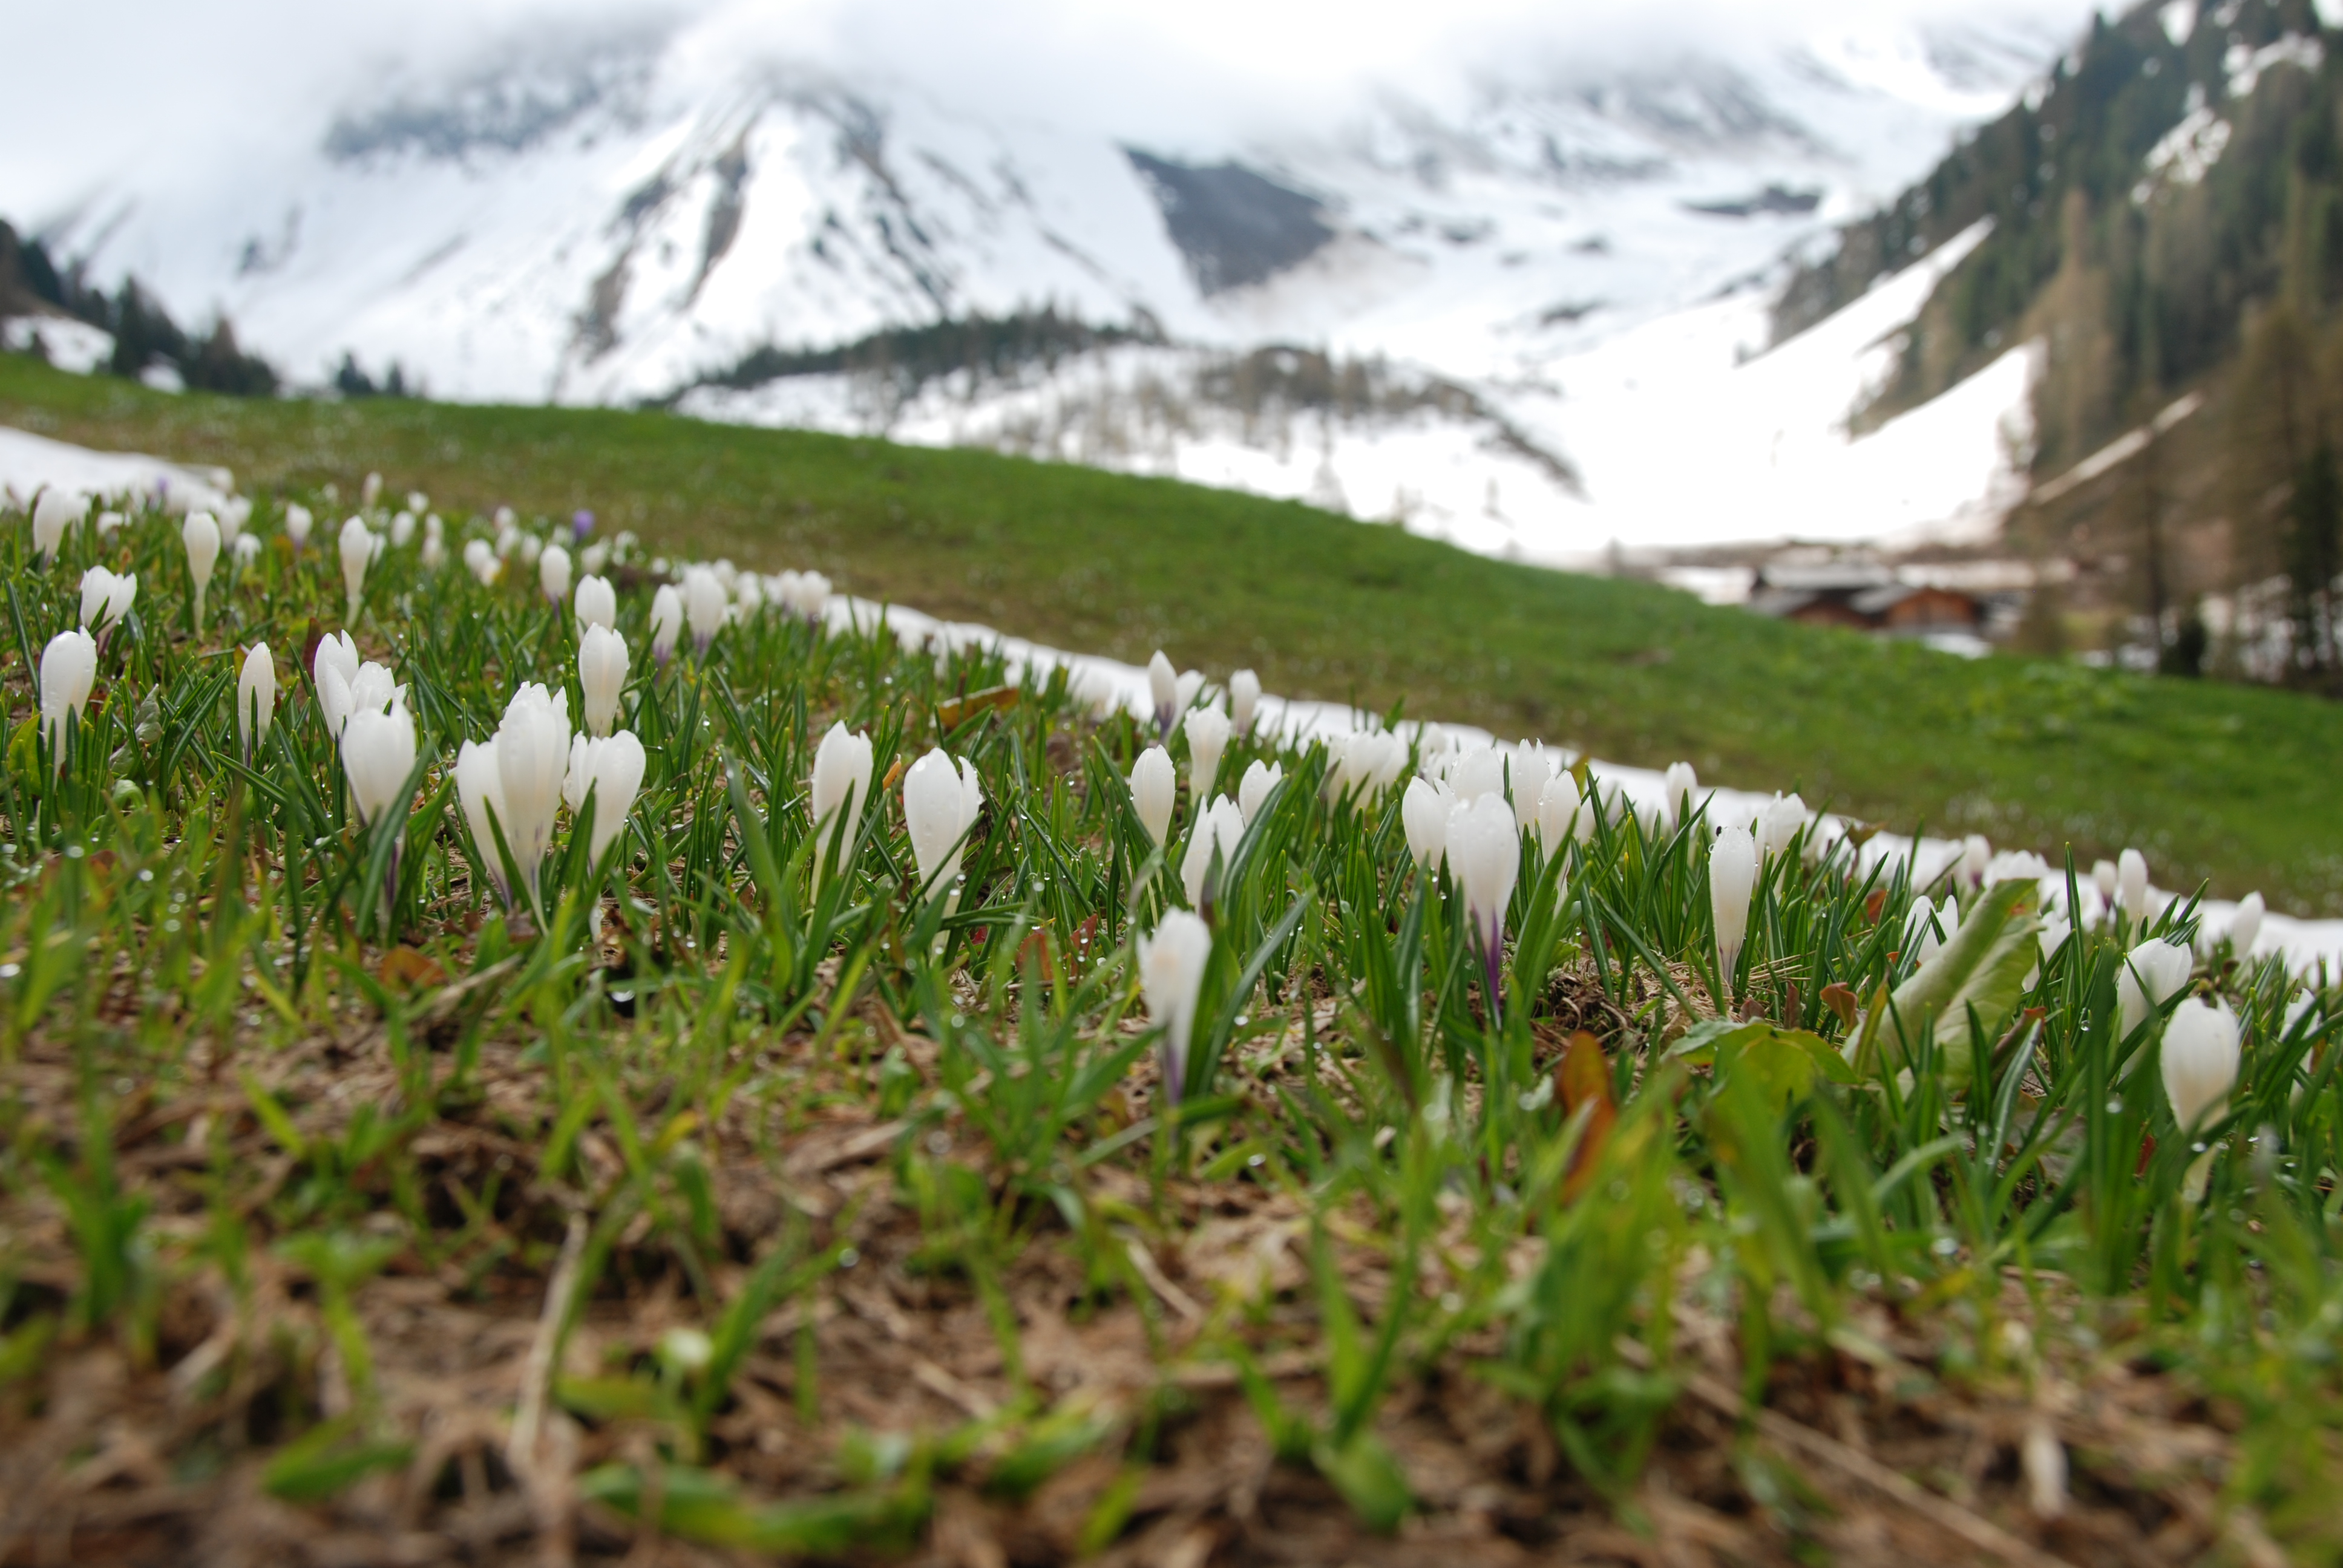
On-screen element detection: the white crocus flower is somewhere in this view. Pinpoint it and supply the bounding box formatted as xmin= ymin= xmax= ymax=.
xmin=1180 ymin=794 xmax=1247 ymax=909
xmin=1402 ymin=776 xmax=1453 ymax=870
xmin=578 ymin=624 xmax=629 ymax=738
xmin=1129 ymin=745 xmax=1176 ymax=847
xmin=39 ymin=629 xmax=97 ymax=768
xmin=1237 ymin=759 xmax=1283 ymax=826
xmin=1904 ymin=897 xmax=1942 ymax=963
xmin=539 ymin=544 xmax=572 ymax=605
xmin=1139 ymin=910 xmax=1213 ymax=1106
xmin=580 ymin=542 xmax=608 ymax=575
xmin=649 ymin=584 xmax=684 ymax=664
xmin=96 ymin=511 xmax=125 ymax=539
xmin=1230 ymin=668 xmax=1260 ymax=737
xmin=182 ymin=512 xmax=221 ymax=626
xmin=1956 ymin=834 xmax=1991 ymax=888
xmin=682 ymin=566 xmax=728 ymax=652
xmin=33 ymin=488 xmax=85 ymax=561
xmin=1532 ymin=773 xmax=1580 ymax=855
xmin=563 ymin=731 xmax=648 ymax=863
xmin=809 ymin=722 xmax=875 ymax=888
xmin=361 ymin=472 xmax=383 ymax=509
xmin=574 ymin=573 xmax=617 ymax=634
xmin=1663 ymin=761 xmax=1699 ymax=827
xmin=454 ymin=739 xmax=512 ymax=906
xmin=1448 ymin=745 xmax=1506 ymax=805
xmin=1507 ymin=744 xmax=1554 ymax=834
xmin=1711 ymin=825 xmax=1758 ymax=995
xmin=339 ymin=516 xmax=375 ymax=616
xmin=1147 ymin=650 xmax=1178 ymax=734
xmin=2162 ymin=996 xmax=2241 ymax=1200
xmin=903 ymin=747 xmax=984 ymax=901
xmin=238 ymin=642 xmax=277 ymax=755
xmin=496 ymin=682 xmax=573 ymax=907
xmin=79 ymin=567 xmax=136 ymax=633
xmin=421 ymin=532 xmax=447 ymax=570
xmin=2227 ymin=893 xmax=2264 ymax=959
xmin=2117 ymin=848 xmax=2149 ymax=920
xmin=462 ymin=538 xmax=499 ymax=584
xmin=1757 ymin=792 xmax=1806 ymax=861
xmin=735 ymin=573 xmax=765 ymax=619
xmin=2117 ymin=938 xmax=2194 ymax=1042
xmin=312 ymin=632 xmax=361 ymax=736
xmin=341 ymin=704 xmax=418 ymax=827
xmin=1184 ymin=705 xmax=1230 ymax=799
xmin=1447 ymin=792 xmax=1519 ymax=952
xmin=283 ymin=503 xmax=313 ymax=550
xmin=232 ymin=532 xmax=264 ymax=569
xmin=388 ymin=510 xmax=415 ymax=547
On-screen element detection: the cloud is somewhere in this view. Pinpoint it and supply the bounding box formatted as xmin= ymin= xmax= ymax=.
xmin=1 ymin=0 xmax=2092 ymax=224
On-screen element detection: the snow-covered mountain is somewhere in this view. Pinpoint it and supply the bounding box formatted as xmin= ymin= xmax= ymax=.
xmin=19 ymin=2 xmax=2091 ymax=561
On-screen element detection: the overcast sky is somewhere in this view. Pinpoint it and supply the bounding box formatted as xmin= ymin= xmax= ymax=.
xmin=3 ymin=0 xmax=2100 ymax=222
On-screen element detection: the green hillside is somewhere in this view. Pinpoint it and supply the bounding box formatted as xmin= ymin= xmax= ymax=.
xmin=4 ymin=348 xmax=2340 ymax=908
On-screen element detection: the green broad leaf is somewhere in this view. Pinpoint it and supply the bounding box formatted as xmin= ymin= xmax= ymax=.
xmin=1312 ymin=1431 xmax=1411 ymax=1533
xmin=1855 ymin=878 xmax=2039 ymax=1088
xmin=554 ymin=1373 xmax=671 ymax=1422
xmin=1713 ymin=1025 xmax=1856 ymax=1116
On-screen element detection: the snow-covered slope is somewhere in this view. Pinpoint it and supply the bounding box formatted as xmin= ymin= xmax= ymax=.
xmin=18 ymin=1 xmax=2091 ymax=557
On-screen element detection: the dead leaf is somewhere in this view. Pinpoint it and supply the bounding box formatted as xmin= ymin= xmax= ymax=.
xmin=378 ymin=946 xmax=448 ymax=990
xmin=937 ymin=685 xmax=1017 ymax=731
xmin=1556 ymin=1030 xmax=1615 ymax=1203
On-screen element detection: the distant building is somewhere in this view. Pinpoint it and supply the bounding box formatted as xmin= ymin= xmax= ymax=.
xmin=1746 ymin=564 xmax=1985 ymax=636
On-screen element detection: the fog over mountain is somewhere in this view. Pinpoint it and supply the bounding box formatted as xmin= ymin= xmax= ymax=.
xmin=3 ymin=0 xmax=2099 ymax=560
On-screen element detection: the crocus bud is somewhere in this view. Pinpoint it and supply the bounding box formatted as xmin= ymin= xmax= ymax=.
xmin=232 ymin=532 xmax=263 ymax=568
xmin=1507 ymin=745 xmax=1554 ymax=833
xmin=1447 ymin=793 xmax=1519 ymax=955
xmin=682 ymin=566 xmax=727 ymax=651
xmin=2161 ymin=996 xmax=2240 ymax=1131
xmin=1958 ymin=834 xmax=1991 ymax=888
xmin=219 ymin=497 xmax=249 ymax=544
xmin=540 ymin=543 xmax=572 ymax=604
xmin=578 ymin=624 xmax=629 ymax=738
xmin=1531 ymin=773 xmax=1579 ymax=854
xmin=495 ymin=683 xmax=572 ymax=906
xmin=1180 ymin=794 xmax=1247 ymax=909
xmin=1402 ymin=776 xmax=1453 ymax=869
xmin=1184 ymin=705 xmax=1231 ymax=798
xmin=1237 ymin=759 xmax=1283 ymax=825
xmin=183 ymin=512 xmax=221 ymax=626
xmin=339 ymin=516 xmax=374 ymax=616
xmin=1449 ymin=746 xmax=1506 ymax=804
xmin=563 ymin=730 xmax=647 ymax=863
xmin=32 ymin=488 xmax=85 ymax=561
xmin=649 ymin=585 xmax=684 ymax=664
xmin=1757 ymin=792 xmax=1806 ymax=861
xmin=284 ymin=503 xmax=313 ymax=550
xmin=1663 ymin=761 xmax=1699 ymax=826
xmin=1147 ymin=650 xmax=1178 ymax=734
xmin=1139 ymin=910 xmax=1212 ymax=1106
xmin=388 ymin=511 xmax=416 ymax=547
xmin=903 ymin=747 xmax=984 ymax=900
xmin=809 ymin=722 xmax=875 ymax=887
xmin=313 ymin=632 xmax=361 ymax=735
xmin=1129 ymin=745 xmax=1176 ymax=846
xmin=421 ymin=532 xmax=446 ymax=570
xmin=455 ymin=738 xmax=511 ymax=904
xmin=238 ymin=642 xmax=277 ymax=754
xmin=1904 ymin=897 xmax=1942 ymax=963
xmin=462 ymin=538 xmax=498 ymax=584
xmin=2092 ymin=860 xmax=2120 ymax=901
xmin=341 ymin=704 xmax=418 ymax=827
xmin=361 ymin=471 xmax=383 ymax=509
xmin=2117 ymin=938 xmax=2193 ymax=1040
xmin=1710 ymin=825 xmax=1758 ymax=991
xmin=575 ymin=573 xmax=617 ymax=633
xmin=2117 ymin=848 xmax=2148 ymax=919
xmin=96 ymin=511 xmax=125 ymax=539
xmin=39 ymin=628 xmax=97 ymax=767
xmin=2227 ymin=892 xmax=2264 ymax=959
xmin=735 ymin=573 xmax=765 ymax=619
xmin=79 ymin=567 xmax=137 ymax=633
xmin=1230 ymin=668 xmax=1260 ymax=737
